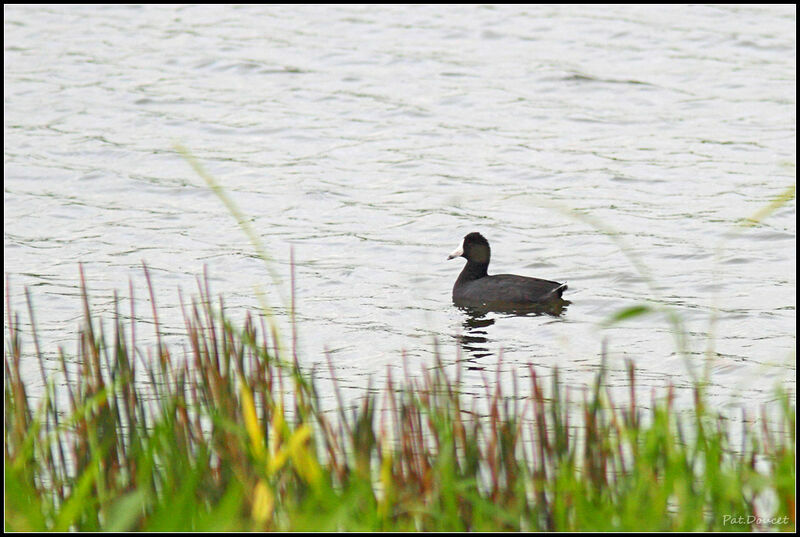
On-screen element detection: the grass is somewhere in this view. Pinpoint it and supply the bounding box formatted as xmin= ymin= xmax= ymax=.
xmin=3 ymin=267 xmax=795 ymax=531
xmin=5 ymin=151 xmax=795 ymax=531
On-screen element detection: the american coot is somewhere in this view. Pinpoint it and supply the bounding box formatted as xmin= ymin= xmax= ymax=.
xmin=448 ymin=232 xmax=567 ymax=312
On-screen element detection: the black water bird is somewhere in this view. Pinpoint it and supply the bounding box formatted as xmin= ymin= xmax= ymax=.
xmin=448 ymin=232 xmax=567 ymax=312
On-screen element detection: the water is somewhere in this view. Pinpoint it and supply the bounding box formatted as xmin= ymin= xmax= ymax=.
xmin=4 ymin=5 xmax=796 ymax=410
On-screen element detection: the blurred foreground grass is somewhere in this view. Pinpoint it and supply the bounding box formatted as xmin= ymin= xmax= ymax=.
xmin=6 ymin=151 xmax=794 ymax=531
xmin=4 ymin=269 xmax=795 ymax=531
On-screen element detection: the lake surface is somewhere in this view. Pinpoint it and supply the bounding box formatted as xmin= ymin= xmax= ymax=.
xmin=4 ymin=5 xmax=796 ymax=410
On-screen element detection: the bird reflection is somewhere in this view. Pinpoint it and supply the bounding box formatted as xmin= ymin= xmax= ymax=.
xmin=455 ymin=299 xmax=570 ymax=365
xmin=459 ymin=313 xmax=495 ymax=362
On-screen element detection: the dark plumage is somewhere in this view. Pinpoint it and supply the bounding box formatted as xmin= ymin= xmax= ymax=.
xmin=448 ymin=232 xmax=567 ymax=311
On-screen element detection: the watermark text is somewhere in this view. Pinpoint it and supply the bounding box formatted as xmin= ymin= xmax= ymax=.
xmin=722 ymin=514 xmax=790 ymax=527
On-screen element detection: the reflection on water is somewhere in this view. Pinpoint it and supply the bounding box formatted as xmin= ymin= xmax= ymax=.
xmin=456 ymin=300 xmax=570 ymax=365
xmin=458 ymin=314 xmax=495 ymax=363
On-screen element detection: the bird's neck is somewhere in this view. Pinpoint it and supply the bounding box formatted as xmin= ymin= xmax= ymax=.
xmin=457 ymin=260 xmax=488 ymax=283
